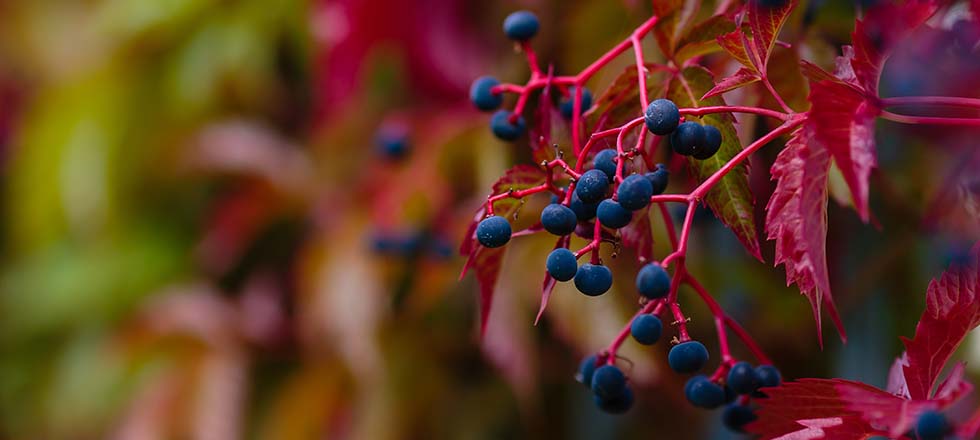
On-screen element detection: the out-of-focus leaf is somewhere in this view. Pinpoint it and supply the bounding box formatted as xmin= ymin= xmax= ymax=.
xmin=535 ymin=236 xmax=570 ymax=325
xmin=652 ymin=0 xmax=701 ymax=58
xmin=746 ymin=0 xmax=798 ymax=70
xmin=674 ymin=14 xmax=736 ymax=63
xmin=702 ymin=67 xmax=760 ymax=100
xmin=718 ymin=29 xmax=756 ymax=72
xmin=588 ymin=64 xmax=667 ymax=131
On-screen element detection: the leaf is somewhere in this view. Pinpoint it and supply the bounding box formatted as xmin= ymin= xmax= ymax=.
xmin=849 ymin=0 xmax=939 ymax=94
xmin=471 ymin=245 xmax=505 ymax=338
xmin=652 ymin=0 xmax=702 ymax=58
xmin=528 ymin=82 xmax=564 ymax=164
xmin=668 ymin=66 xmax=761 ymax=261
xmin=747 ymin=379 xmax=880 ymax=439
xmin=747 ymin=0 xmax=798 ymax=70
xmin=674 ymin=14 xmax=737 ymax=63
xmin=718 ymin=29 xmax=756 ymax=72
xmin=535 ymin=236 xmax=570 ymax=325
xmin=901 ymin=250 xmax=980 ymax=400
xmin=765 ymin=127 xmax=845 ymax=345
xmin=588 ymin=64 xmax=667 ymax=131
xmin=702 ymin=67 xmax=760 ymax=100
xmin=620 ymin=208 xmax=654 ymax=262
xmin=886 ymin=353 xmax=910 ymax=399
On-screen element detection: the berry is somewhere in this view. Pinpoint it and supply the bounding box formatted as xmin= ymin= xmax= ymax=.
xmin=594 ymin=386 xmax=634 ymax=414
xmin=476 ymin=215 xmax=511 ymax=248
xmin=560 ymin=86 xmax=593 ymax=119
xmin=722 ymin=405 xmax=757 ymax=433
xmin=617 ymin=174 xmax=653 ymax=211
xmin=470 ymin=76 xmax=502 ymax=111
xmin=503 ymin=10 xmax=539 ymax=41
xmin=569 ymin=190 xmax=598 ymax=221
xmin=591 ymin=365 xmax=627 ymax=399
xmin=574 ymin=263 xmax=613 ymax=296
xmin=541 ymin=203 xmax=578 ymax=236
xmin=546 ymin=248 xmax=578 ymax=282
xmin=645 ymin=165 xmax=669 ymax=195
xmin=727 ymin=362 xmax=760 ymax=395
xmin=577 ymin=355 xmax=599 ymax=387
xmin=592 ymin=149 xmax=618 ymax=182
xmin=575 ymin=169 xmax=610 ymax=204
xmin=915 ymin=410 xmax=950 ymax=440
xmin=636 ymin=263 xmax=670 ymax=299
xmin=375 ymin=128 xmax=409 ymax=160
xmin=670 ymin=122 xmax=705 ymax=156
xmin=630 ymin=314 xmax=663 ymax=345
xmin=644 ymin=99 xmax=681 ymax=135
xmin=684 ymin=375 xmax=726 ymax=409
xmin=596 ymin=199 xmax=632 ymax=229
xmin=755 ymin=365 xmax=782 ymax=389
xmin=490 ymin=110 xmax=526 ymax=141
xmin=693 ymin=124 xmax=722 ymax=159
xmin=668 ymin=341 xmax=709 ymax=374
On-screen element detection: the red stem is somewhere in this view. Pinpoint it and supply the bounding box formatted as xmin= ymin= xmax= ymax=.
xmin=880 ymin=96 xmax=980 ymax=109
xmin=879 ymin=110 xmax=980 ymax=127
xmin=679 ymin=105 xmax=790 ymax=121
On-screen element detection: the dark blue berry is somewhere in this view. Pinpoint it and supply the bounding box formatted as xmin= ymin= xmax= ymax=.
xmin=755 ymin=365 xmax=782 ymax=388
xmin=490 ymin=110 xmax=526 ymax=141
xmin=594 ymin=386 xmax=634 ymax=414
xmin=541 ymin=203 xmax=578 ymax=236
xmin=575 ymin=169 xmax=610 ymax=204
xmin=546 ymin=248 xmax=578 ymax=282
xmin=577 ymin=355 xmax=599 ymax=387
xmin=503 ymin=10 xmax=539 ymax=41
xmin=375 ymin=129 xmax=409 ymax=160
xmin=916 ymin=410 xmax=950 ymax=440
xmin=597 ymin=199 xmax=632 ymax=229
xmin=693 ymin=124 xmax=722 ymax=159
xmin=560 ymin=86 xmax=593 ymax=119
xmin=727 ymin=362 xmax=760 ymax=395
xmin=671 ymin=122 xmax=705 ymax=156
xmin=669 ymin=341 xmax=709 ymax=374
xmin=570 ymin=190 xmax=598 ymax=221
xmin=617 ymin=174 xmax=653 ymax=211
xmin=630 ymin=314 xmax=663 ymax=345
xmin=476 ymin=215 xmax=511 ymax=248
xmin=636 ymin=263 xmax=670 ymax=299
xmin=644 ymin=99 xmax=681 ymax=135
xmin=722 ymin=405 xmax=757 ymax=433
xmin=593 ymin=149 xmax=618 ymax=182
xmin=470 ymin=76 xmax=502 ymax=111
xmin=574 ymin=263 xmax=613 ymax=296
xmin=685 ymin=375 xmax=726 ymax=409
xmin=645 ymin=165 xmax=669 ymax=195
xmin=591 ymin=365 xmax=627 ymax=399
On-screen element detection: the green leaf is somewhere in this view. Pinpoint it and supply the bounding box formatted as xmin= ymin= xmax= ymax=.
xmin=674 ymin=15 xmax=736 ymax=64
xmin=667 ymin=66 xmax=761 ymax=260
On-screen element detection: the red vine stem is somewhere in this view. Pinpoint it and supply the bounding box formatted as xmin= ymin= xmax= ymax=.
xmin=879 ymin=110 xmax=980 ymax=127
xmin=880 ymin=96 xmax=980 ymax=109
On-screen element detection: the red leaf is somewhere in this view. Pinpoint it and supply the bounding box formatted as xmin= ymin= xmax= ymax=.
xmin=747 ymin=379 xmax=882 ymax=439
xmin=849 ymin=0 xmax=939 ymax=94
xmin=836 ymin=379 xmax=929 ymax=437
xmin=702 ymin=67 xmax=760 ymax=100
xmin=901 ymin=251 xmax=980 ymax=400
xmin=535 ymin=235 xmax=570 ymax=325
xmin=886 ymin=353 xmax=911 ymax=399
xmin=747 ymin=0 xmax=797 ymax=70
xmin=620 ymin=208 xmax=654 ymax=262
xmin=718 ymin=29 xmax=756 ymax=71
xmin=765 ymin=127 xmax=845 ymax=345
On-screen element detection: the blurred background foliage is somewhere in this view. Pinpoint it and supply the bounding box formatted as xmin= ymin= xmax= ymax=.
xmin=0 ymin=0 xmax=976 ymax=439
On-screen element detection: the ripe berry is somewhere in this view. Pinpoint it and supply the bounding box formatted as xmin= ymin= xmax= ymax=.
xmin=541 ymin=203 xmax=578 ymax=236
xmin=684 ymin=375 xmax=726 ymax=409
xmin=693 ymin=124 xmax=722 ymax=160
xmin=669 ymin=341 xmax=709 ymax=374
xmin=755 ymin=365 xmax=782 ymax=388
xmin=546 ymin=248 xmax=578 ymax=282
xmin=644 ymin=99 xmax=681 ymax=135
xmin=490 ymin=110 xmax=526 ymax=141
xmin=592 ymin=149 xmax=618 ymax=182
xmin=594 ymin=386 xmax=634 ymax=414
xmin=636 ymin=263 xmax=670 ymax=299
xmin=591 ymin=365 xmax=627 ymax=399
xmin=916 ymin=410 xmax=950 ymax=440
xmin=617 ymin=174 xmax=653 ymax=211
xmin=470 ymin=76 xmax=502 ymax=111
xmin=476 ymin=216 xmax=511 ymax=248
xmin=722 ymin=405 xmax=757 ymax=433
xmin=560 ymin=86 xmax=593 ymax=119
xmin=670 ymin=122 xmax=705 ymax=156
xmin=569 ymin=190 xmax=598 ymax=221
xmin=503 ymin=10 xmax=539 ymax=41
xmin=727 ymin=362 xmax=760 ymax=395
xmin=577 ymin=355 xmax=599 ymax=387
xmin=375 ymin=128 xmax=409 ymax=160
xmin=645 ymin=164 xmax=669 ymax=195
xmin=630 ymin=314 xmax=663 ymax=345
xmin=574 ymin=263 xmax=613 ymax=296
xmin=575 ymin=169 xmax=610 ymax=204
xmin=597 ymin=199 xmax=632 ymax=229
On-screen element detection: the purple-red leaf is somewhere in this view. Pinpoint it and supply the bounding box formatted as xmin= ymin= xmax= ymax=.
xmin=747 ymin=0 xmax=797 ymax=70
xmin=717 ymin=29 xmax=756 ymax=72
xmin=535 ymin=235 xmax=570 ymax=325
xmin=702 ymin=67 xmax=760 ymax=99
xmin=747 ymin=379 xmax=882 ymax=439
xmin=473 ymin=246 xmax=505 ymax=338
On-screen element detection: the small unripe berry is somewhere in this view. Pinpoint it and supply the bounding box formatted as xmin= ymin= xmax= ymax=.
xmin=541 ymin=203 xmax=578 ymax=236
xmin=597 ymin=199 xmax=632 ymax=229
xmin=671 ymin=122 xmax=705 ymax=156
xmin=722 ymin=405 xmax=757 ymax=433
xmin=470 ymin=76 xmax=503 ymax=111
xmin=693 ymin=124 xmax=722 ymax=159
xmin=560 ymin=86 xmax=593 ymax=119
xmin=546 ymin=248 xmax=578 ymax=282
xmin=727 ymin=362 xmax=760 ymax=395
xmin=592 ymin=149 xmax=618 ymax=182
xmin=503 ymin=10 xmax=539 ymax=41
xmin=630 ymin=314 xmax=663 ymax=345
xmin=574 ymin=263 xmax=613 ymax=296
xmin=915 ymin=410 xmax=950 ymax=440
xmin=617 ymin=174 xmax=653 ymax=211
xmin=591 ymin=365 xmax=627 ymax=399
xmin=577 ymin=355 xmax=599 ymax=387
xmin=684 ymin=375 xmax=725 ymax=409
xmin=490 ymin=110 xmax=526 ymax=141
xmin=575 ymin=169 xmax=610 ymax=204
xmin=636 ymin=263 xmax=670 ymax=299
xmin=569 ymin=190 xmax=598 ymax=221
xmin=644 ymin=99 xmax=681 ymax=135
xmin=669 ymin=341 xmax=709 ymax=374
xmin=476 ymin=216 xmax=511 ymax=248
